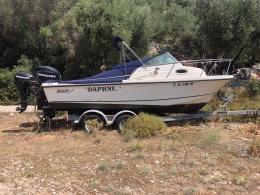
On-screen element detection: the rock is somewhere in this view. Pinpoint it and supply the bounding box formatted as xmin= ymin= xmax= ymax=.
xmin=235 ymin=68 xmax=251 ymax=80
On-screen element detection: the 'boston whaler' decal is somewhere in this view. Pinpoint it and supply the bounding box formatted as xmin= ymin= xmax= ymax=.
xmin=56 ymin=89 xmax=74 ymax=93
xmin=86 ymin=86 xmax=118 ymax=92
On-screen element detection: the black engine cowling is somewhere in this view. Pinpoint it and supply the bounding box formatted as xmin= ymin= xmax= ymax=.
xmin=34 ymin=66 xmax=61 ymax=83
xmin=14 ymin=66 xmax=61 ymax=113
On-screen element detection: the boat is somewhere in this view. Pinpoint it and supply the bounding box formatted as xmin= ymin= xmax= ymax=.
xmin=14 ymin=36 xmax=234 ymax=119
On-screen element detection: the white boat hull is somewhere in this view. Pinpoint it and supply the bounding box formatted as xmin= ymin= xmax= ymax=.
xmin=42 ymin=76 xmax=232 ymax=113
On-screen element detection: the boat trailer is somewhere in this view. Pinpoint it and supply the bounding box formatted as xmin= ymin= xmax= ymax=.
xmin=63 ymin=92 xmax=260 ymax=132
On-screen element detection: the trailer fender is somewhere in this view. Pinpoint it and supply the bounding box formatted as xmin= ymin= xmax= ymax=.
xmin=111 ymin=110 xmax=137 ymax=124
xmin=76 ymin=110 xmax=108 ymax=125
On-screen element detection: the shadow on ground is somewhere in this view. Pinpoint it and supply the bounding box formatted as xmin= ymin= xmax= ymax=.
xmin=2 ymin=118 xmax=74 ymax=133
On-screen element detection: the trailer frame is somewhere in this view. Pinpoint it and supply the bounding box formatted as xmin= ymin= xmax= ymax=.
xmin=65 ymin=108 xmax=260 ymax=132
xmin=64 ymin=92 xmax=260 ymax=132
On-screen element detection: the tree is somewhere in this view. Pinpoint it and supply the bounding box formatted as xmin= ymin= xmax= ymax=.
xmin=0 ymin=0 xmax=77 ymax=70
xmin=195 ymin=0 xmax=260 ymax=67
xmin=42 ymin=0 xmax=165 ymax=79
xmin=153 ymin=0 xmax=200 ymax=60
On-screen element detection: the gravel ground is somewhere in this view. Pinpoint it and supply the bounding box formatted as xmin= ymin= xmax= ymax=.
xmin=1 ymin=112 xmax=260 ymax=194
xmin=0 ymin=105 xmax=36 ymax=113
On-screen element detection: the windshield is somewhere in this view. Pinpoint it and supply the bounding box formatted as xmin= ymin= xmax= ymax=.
xmin=144 ymin=52 xmax=178 ymax=66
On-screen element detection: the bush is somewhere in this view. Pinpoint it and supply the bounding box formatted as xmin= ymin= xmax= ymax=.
xmin=0 ymin=68 xmax=20 ymax=105
xmin=122 ymin=112 xmax=167 ymax=139
xmin=249 ymin=78 xmax=260 ymax=98
xmin=0 ymin=55 xmax=34 ymax=105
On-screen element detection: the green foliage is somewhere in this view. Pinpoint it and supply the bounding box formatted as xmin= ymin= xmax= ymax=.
xmin=1 ymin=0 xmax=260 ymax=103
xmin=123 ymin=129 xmax=135 ymax=142
xmin=97 ymin=163 xmax=109 ymax=171
xmin=122 ymin=112 xmax=167 ymax=139
xmin=0 ymin=0 xmax=80 ymax=76
xmin=115 ymin=161 xmax=126 ymax=169
xmin=249 ymin=78 xmax=260 ymax=98
xmin=194 ymin=0 xmax=260 ymax=61
xmin=159 ymin=1 xmax=200 ymax=58
xmin=159 ymin=171 xmax=167 ymax=178
xmin=42 ymin=0 xmax=164 ymax=79
xmin=136 ymin=152 xmax=145 ymax=160
xmin=142 ymin=166 xmax=152 ymax=174
xmin=0 ymin=55 xmax=35 ymax=105
xmin=0 ymin=68 xmax=21 ymax=105
xmin=16 ymin=54 xmax=43 ymax=73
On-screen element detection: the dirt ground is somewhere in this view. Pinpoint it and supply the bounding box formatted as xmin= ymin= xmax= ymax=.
xmin=0 ymin=112 xmax=260 ymax=195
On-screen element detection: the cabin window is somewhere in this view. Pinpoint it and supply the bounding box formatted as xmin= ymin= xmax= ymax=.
xmin=145 ymin=52 xmax=178 ymax=66
xmin=176 ymin=69 xmax=187 ymax=74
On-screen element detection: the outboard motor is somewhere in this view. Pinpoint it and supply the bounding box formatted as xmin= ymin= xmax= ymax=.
xmin=14 ymin=66 xmax=61 ymax=114
xmin=14 ymin=72 xmax=36 ymax=113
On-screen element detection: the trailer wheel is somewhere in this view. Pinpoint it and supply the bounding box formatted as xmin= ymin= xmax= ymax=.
xmin=115 ymin=114 xmax=133 ymax=132
xmin=81 ymin=115 xmax=104 ymax=132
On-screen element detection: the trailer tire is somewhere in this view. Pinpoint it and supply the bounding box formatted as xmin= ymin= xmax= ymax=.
xmin=115 ymin=114 xmax=133 ymax=132
xmin=81 ymin=115 xmax=104 ymax=132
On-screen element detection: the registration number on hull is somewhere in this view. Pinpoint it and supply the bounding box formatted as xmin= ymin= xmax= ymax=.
xmin=173 ymin=82 xmax=193 ymax=87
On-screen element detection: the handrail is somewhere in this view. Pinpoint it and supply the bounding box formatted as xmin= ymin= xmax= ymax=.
xmin=165 ymin=58 xmax=233 ymax=78
xmin=179 ymin=59 xmax=233 ymax=76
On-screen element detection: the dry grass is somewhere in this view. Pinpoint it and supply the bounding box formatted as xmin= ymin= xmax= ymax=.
xmin=0 ymin=112 xmax=260 ymax=195
xmin=203 ymin=87 xmax=260 ymax=112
